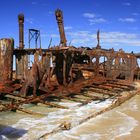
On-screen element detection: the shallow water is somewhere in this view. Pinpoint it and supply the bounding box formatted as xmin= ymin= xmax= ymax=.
xmin=0 ymin=93 xmax=140 ymax=140
xmin=50 ymin=94 xmax=140 ymax=140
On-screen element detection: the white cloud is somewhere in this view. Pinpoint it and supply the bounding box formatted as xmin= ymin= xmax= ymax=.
xmin=48 ymin=11 xmax=53 ymax=15
xmin=89 ymin=18 xmax=107 ymax=24
xmin=50 ymin=34 xmax=59 ymax=38
xmin=25 ymin=18 xmax=34 ymax=24
xmin=129 ymin=27 xmax=139 ymax=30
xmin=83 ymin=13 xmax=96 ymax=18
xmin=67 ymin=31 xmax=94 ymax=46
xmin=31 ymin=1 xmax=37 ymax=5
xmin=119 ymin=18 xmax=137 ymax=23
xmin=101 ymin=32 xmax=140 ymax=46
xmin=66 ymin=31 xmax=140 ymax=48
xmin=67 ymin=31 xmax=90 ymax=38
xmin=132 ymin=13 xmax=139 ymax=16
xmin=83 ymin=12 xmax=107 ymax=24
xmin=123 ymin=2 xmax=131 ymax=6
xmin=64 ymin=26 xmax=73 ymax=30
xmin=72 ymin=38 xmax=90 ymax=44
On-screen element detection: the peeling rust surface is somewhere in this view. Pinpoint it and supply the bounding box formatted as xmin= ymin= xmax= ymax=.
xmin=0 ymin=38 xmax=14 ymax=82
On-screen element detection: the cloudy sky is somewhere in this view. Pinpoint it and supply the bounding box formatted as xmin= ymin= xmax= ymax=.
xmin=0 ymin=0 xmax=140 ymax=53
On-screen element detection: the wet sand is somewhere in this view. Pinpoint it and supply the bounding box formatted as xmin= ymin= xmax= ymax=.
xmin=115 ymin=94 xmax=140 ymax=140
xmin=49 ymin=94 xmax=140 ymax=140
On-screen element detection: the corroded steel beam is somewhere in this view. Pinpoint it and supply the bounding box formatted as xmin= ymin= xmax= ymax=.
xmin=55 ymin=9 xmax=67 ymax=47
xmin=18 ymin=14 xmax=24 ymax=49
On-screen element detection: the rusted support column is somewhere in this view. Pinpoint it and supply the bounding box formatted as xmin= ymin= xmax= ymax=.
xmin=18 ymin=14 xmax=24 ymax=49
xmin=16 ymin=53 xmax=28 ymax=79
xmin=103 ymin=56 xmax=105 ymax=77
xmin=69 ymin=53 xmax=74 ymax=83
xmin=95 ymin=56 xmax=100 ymax=76
xmin=45 ymin=52 xmax=51 ymax=85
xmin=39 ymin=52 xmax=51 ymax=87
xmin=55 ymin=9 xmax=67 ymax=47
xmin=0 ymin=38 xmax=14 ymax=82
xmin=63 ymin=52 xmax=67 ymax=86
xmin=96 ymin=30 xmax=101 ymax=49
xmin=34 ymin=50 xmax=39 ymax=62
xmin=23 ymin=54 xmax=28 ymax=79
xmin=128 ymin=55 xmax=136 ymax=81
xmin=106 ymin=57 xmax=113 ymax=78
xmin=106 ymin=49 xmax=114 ymax=79
xmin=89 ymin=56 xmax=93 ymax=66
xmin=16 ymin=53 xmax=23 ymax=79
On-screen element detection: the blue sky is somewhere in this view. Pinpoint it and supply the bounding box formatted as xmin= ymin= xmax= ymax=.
xmin=0 ymin=0 xmax=140 ymax=53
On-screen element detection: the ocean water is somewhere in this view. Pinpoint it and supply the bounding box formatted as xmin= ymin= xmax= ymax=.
xmin=0 ymin=93 xmax=140 ymax=140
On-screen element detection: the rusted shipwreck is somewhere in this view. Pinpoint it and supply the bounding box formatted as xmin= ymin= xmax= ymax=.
xmin=0 ymin=9 xmax=139 ymax=114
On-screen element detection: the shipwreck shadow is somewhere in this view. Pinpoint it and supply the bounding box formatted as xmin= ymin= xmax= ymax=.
xmin=0 ymin=124 xmax=27 ymax=140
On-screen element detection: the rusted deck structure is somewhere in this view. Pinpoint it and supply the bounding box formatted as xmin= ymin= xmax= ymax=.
xmin=0 ymin=9 xmax=139 ymax=114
